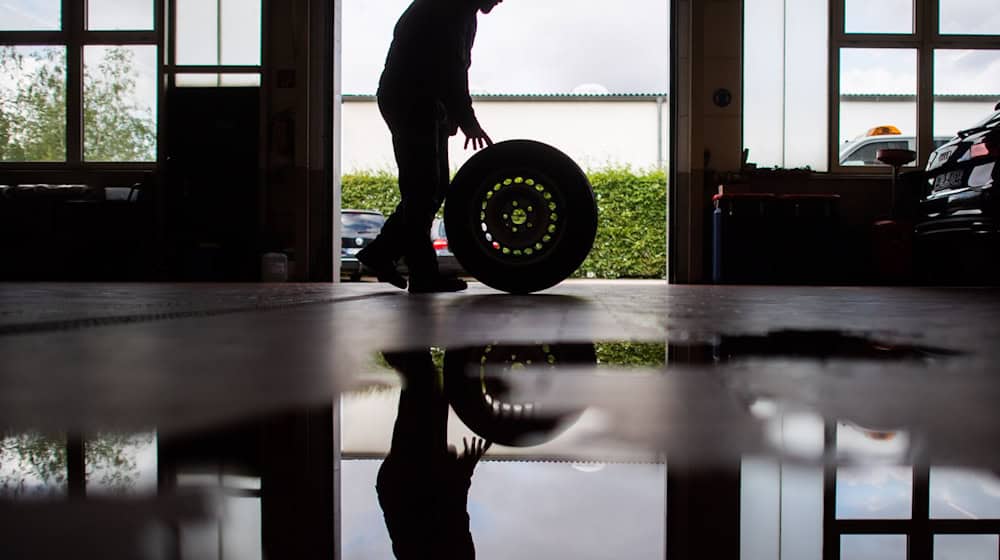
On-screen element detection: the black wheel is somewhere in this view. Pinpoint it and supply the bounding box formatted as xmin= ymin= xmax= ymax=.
xmin=443 ymin=343 xmax=595 ymax=447
xmin=444 ymin=140 xmax=597 ymax=294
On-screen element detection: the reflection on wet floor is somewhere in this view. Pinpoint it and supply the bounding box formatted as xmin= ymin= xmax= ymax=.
xmin=2 ymin=328 xmax=999 ymax=559
xmin=0 ymin=432 xmax=156 ymax=499
xmin=334 ymin=333 xmax=997 ymax=560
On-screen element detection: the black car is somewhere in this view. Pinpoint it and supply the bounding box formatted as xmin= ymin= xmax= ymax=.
xmin=915 ymin=103 xmax=1000 ymax=283
xmin=341 ymin=210 xmax=385 ymax=281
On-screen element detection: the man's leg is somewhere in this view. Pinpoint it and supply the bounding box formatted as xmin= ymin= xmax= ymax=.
xmin=356 ymin=99 xmax=436 ymax=289
xmin=407 ymin=127 xmax=469 ymax=292
xmin=391 ymin=126 xmax=442 ymax=284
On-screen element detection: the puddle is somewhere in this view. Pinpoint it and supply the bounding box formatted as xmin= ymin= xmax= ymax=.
xmin=2 ymin=331 xmax=991 ymax=560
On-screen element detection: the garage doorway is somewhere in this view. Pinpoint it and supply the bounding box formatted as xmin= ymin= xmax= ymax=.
xmin=333 ymin=0 xmax=671 ymax=286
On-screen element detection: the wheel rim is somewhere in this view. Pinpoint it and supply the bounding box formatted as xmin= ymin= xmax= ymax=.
xmin=474 ymin=172 xmax=567 ymax=265
xmin=476 ymin=343 xmax=558 ymax=417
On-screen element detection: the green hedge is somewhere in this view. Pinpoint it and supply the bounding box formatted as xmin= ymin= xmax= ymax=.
xmin=341 ymin=167 xmax=667 ymax=279
xmin=595 ymin=342 xmax=666 ymax=367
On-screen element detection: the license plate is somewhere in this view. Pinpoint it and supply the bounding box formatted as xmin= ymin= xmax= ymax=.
xmin=934 ymin=170 xmax=964 ymax=190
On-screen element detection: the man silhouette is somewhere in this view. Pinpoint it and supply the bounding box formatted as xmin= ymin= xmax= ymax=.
xmin=377 ymin=349 xmax=491 ymax=559
xmin=357 ymin=0 xmax=502 ymax=293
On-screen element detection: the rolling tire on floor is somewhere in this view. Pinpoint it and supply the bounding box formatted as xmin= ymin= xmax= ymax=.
xmin=444 ymin=140 xmax=598 ymax=294
xmin=443 ymin=343 xmax=596 ymax=447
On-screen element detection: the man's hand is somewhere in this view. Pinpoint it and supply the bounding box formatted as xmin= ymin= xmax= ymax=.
xmin=457 ymin=436 xmax=491 ymax=476
xmin=462 ymin=123 xmax=493 ymax=151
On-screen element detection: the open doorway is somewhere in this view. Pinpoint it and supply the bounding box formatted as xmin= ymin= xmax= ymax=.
xmin=335 ymin=0 xmax=671 ymax=286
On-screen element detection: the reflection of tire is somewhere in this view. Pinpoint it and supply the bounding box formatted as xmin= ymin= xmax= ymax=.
xmin=444 ymin=140 xmax=598 ymax=294
xmin=443 ymin=343 xmax=596 ymax=447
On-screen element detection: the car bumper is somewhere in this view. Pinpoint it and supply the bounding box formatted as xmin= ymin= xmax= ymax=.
xmin=341 ymin=255 xmax=362 ymax=275
xmin=914 ymin=216 xmax=1000 ymax=285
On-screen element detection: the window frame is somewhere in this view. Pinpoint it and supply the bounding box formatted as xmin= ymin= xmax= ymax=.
xmin=0 ymin=0 xmax=164 ymax=178
xmin=828 ymin=0 xmax=1000 ymax=174
xmin=822 ymin=422 xmax=1000 ymax=560
xmin=165 ymin=0 xmax=264 ymax=88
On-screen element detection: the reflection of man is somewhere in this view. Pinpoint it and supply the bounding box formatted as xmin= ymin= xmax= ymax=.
xmin=357 ymin=0 xmax=503 ymax=293
xmin=377 ymin=350 xmax=491 ymax=559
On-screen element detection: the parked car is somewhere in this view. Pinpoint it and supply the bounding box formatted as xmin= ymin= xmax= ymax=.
xmin=915 ymin=103 xmax=1000 ymax=283
xmin=432 ymin=217 xmax=465 ymax=277
xmin=341 ymin=211 xmax=465 ymax=281
xmin=341 ymin=209 xmax=385 ymax=281
xmin=839 ymin=126 xmax=949 ymax=166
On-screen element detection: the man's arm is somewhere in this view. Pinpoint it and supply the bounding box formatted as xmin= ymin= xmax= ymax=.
xmin=439 ymin=13 xmax=492 ymax=150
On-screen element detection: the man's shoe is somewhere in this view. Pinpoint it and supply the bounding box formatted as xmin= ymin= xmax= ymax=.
xmin=357 ymin=249 xmax=407 ymax=289
xmin=408 ymin=276 xmax=468 ymax=294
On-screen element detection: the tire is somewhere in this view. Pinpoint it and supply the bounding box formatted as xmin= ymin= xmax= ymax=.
xmin=444 ymin=140 xmax=597 ymax=294
xmin=443 ymin=342 xmax=595 ymax=447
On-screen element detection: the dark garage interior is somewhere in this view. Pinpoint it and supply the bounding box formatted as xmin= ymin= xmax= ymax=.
xmin=2 ymin=0 xmax=1000 ymax=559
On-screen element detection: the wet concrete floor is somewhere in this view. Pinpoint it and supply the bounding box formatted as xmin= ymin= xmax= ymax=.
xmin=2 ymin=280 xmax=1000 ymax=559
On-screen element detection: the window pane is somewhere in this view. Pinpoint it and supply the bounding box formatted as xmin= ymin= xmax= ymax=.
xmin=221 ymin=0 xmax=262 ymax=65
xmin=0 ymin=0 xmax=60 ymax=30
xmin=841 ymin=535 xmax=907 ymax=560
xmin=744 ymin=0 xmax=785 ymax=167
xmin=221 ymin=73 xmax=260 ymax=87
xmin=835 ymin=423 xmax=912 ymax=520
xmin=85 ymin=433 xmax=157 ymax=496
xmin=845 ymin=0 xmax=914 ymax=34
xmin=839 ymin=48 xmax=918 ymax=166
xmin=176 ymin=0 xmax=262 ymax=66
xmin=785 ymin=0 xmax=829 ymax=171
xmin=175 ymin=74 xmax=222 ymax=87
xmin=743 ymin=0 xmax=828 ymax=171
xmin=222 ymin=497 xmax=263 ymax=560
xmin=934 ymin=535 xmax=999 ymax=560
xmin=0 ymin=46 xmax=66 ymax=162
xmin=181 ymin=521 xmax=220 ymax=560
xmin=176 ymin=0 xmax=219 ymax=65
xmin=0 ymin=432 xmax=68 ymax=498
xmin=939 ymin=0 xmax=1000 ymax=35
xmin=84 ymin=45 xmax=158 ymax=162
xmin=88 ymin=0 xmax=154 ymax=30
xmin=930 ymin=468 xmax=1000 ymax=519
xmin=934 ymin=50 xmax=1000 ymax=139
xmin=837 ymin=465 xmax=913 ymax=519
xmin=175 ymin=73 xmax=261 ymax=87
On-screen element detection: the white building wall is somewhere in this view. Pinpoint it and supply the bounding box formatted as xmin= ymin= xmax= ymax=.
xmin=342 ymin=97 xmax=997 ymax=174
xmin=341 ymin=98 xmax=668 ymax=173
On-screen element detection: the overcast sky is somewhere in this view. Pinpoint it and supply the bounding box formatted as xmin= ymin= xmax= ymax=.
xmin=342 ymin=0 xmax=671 ymax=95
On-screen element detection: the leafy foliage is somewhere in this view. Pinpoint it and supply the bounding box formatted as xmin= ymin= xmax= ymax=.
xmin=0 ymin=433 xmax=67 ymax=497
xmin=0 ymin=431 xmax=154 ymax=498
xmin=85 ymin=432 xmax=154 ymax=494
xmin=341 ymin=166 xmax=667 ymax=279
xmin=341 ymin=170 xmax=403 ymax=216
xmin=577 ymin=167 xmax=667 ymax=279
xmin=0 ymin=47 xmax=67 ymax=161
xmin=0 ymin=45 xmax=155 ymax=163
xmin=595 ymin=342 xmax=666 ymax=367
xmin=84 ymin=47 xmax=157 ymax=162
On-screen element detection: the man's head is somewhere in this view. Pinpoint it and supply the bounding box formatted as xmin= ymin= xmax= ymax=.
xmin=477 ymin=0 xmax=502 ymax=14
